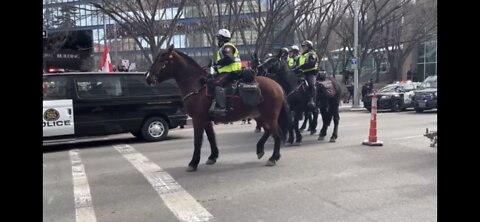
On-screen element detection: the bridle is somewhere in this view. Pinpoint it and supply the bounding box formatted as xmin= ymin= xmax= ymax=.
xmin=147 ymin=52 xmax=208 ymax=102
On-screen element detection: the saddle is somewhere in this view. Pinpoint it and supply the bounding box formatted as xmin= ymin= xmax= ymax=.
xmin=317 ymin=79 xmax=336 ymax=98
xmin=207 ymin=69 xmax=264 ymax=109
xmin=237 ymin=81 xmax=262 ymax=106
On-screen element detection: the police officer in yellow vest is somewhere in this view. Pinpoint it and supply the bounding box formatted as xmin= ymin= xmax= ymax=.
xmin=208 ymin=28 xmax=242 ymax=116
xmin=292 ymin=40 xmax=319 ymax=109
xmin=288 ymin=45 xmax=300 ymax=69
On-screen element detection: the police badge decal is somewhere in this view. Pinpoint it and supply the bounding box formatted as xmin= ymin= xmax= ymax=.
xmin=44 ymin=109 xmax=60 ymax=121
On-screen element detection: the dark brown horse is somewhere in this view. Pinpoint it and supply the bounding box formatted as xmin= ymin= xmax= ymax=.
xmin=257 ymin=56 xmax=343 ymax=143
xmin=146 ymin=45 xmax=291 ymax=172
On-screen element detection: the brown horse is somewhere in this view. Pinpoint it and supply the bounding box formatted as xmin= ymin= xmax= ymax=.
xmin=146 ymin=45 xmax=291 ymax=172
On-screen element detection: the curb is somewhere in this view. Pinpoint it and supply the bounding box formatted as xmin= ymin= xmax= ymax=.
xmin=339 ymin=106 xmax=367 ymax=112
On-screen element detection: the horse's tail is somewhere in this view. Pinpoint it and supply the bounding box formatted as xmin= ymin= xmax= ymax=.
xmin=278 ymin=98 xmax=292 ymax=143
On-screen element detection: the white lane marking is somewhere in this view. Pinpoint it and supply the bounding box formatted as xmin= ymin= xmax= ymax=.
xmin=114 ymin=144 xmax=214 ymax=222
xmin=392 ymin=135 xmax=424 ymax=140
xmin=69 ymin=149 xmax=97 ymax=222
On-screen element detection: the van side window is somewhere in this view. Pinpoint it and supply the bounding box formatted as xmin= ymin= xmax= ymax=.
xmin=126 ymin=76 xmax=158 ymax=96
xmin=75 ymin=76 xmax=124 ymax=99
xmin=43 ymin=76 xmax=70 ymax=100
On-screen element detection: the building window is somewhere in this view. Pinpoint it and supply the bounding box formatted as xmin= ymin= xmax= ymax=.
xmin=416 ymin=38 xmax=437 ymax=81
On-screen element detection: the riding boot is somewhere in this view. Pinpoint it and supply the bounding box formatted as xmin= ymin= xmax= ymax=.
xmin=214 ymin=86 xmax=227 ymax=116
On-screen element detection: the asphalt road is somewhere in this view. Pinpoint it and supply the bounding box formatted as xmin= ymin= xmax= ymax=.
xmin=43 ymin=110 xmax=437 ymax=222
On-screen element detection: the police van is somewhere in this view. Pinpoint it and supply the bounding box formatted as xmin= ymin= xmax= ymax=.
xmin=43 ymin=72 xmax=187 ymax=144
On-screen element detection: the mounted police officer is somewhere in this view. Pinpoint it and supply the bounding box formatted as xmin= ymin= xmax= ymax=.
xmin=208 ymin=28 xmax=242 ymax=116
xmin=292 ymin=40 xmax=319 ymax=109
xmin=288 ymin=45 xmax=300 ymax=69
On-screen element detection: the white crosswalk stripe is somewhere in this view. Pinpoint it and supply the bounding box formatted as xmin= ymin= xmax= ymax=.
xmin=114 ymin=144 xmax=214 ymax=222
xmin=69 ymin=149 xmax=97 ymax=222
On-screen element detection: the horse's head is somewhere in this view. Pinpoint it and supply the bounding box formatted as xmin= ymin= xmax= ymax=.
xmin=249 ymin=53 xmax=261 ymax=72
xmin=258 ymin=56 xmax=285 ymax=75
xmin=146 ymin=44 xmax=177 ymax=85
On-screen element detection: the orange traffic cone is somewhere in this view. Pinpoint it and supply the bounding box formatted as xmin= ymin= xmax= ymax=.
xmin=363 ymin=92 xmax=383 ymax=146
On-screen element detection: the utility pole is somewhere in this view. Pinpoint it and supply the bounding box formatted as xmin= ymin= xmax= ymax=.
xmin=353 ymin=0 xmax=360 ymax=107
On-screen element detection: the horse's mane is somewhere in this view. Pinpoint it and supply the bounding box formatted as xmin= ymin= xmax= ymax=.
xmin=174 ymin=49 xmax=207 ymax=75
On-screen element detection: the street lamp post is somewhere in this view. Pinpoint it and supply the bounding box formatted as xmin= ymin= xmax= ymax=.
xmin=353 ymin=0 xmax=360 ymax=108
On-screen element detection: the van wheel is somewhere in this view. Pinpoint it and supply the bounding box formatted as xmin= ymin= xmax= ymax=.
xmin=141 ymin=117 xmax=169 ymax=142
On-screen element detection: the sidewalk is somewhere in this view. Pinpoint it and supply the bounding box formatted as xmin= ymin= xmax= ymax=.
xmin=339 ymin=100 xmax=367 ymax=112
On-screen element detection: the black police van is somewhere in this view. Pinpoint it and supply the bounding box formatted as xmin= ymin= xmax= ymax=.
xmin=43 ymin=72 xmax=187 ymax=143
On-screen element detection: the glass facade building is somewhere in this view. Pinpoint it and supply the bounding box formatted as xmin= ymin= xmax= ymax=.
xmin=43 ymin=0 xmax=278 ymax=71
xmin=415 ymin=37 xmax=437 ymax=81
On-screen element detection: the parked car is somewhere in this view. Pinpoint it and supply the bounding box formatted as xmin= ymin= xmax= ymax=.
xmin=363 ymin=81 xmax=421 ymax=112
xmin=412 ymin=75 xmax=437 ymax=113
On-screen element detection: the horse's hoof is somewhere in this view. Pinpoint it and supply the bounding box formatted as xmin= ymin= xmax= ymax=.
xmin=257 ymin=152 xmax=265 ymax=159
xmin=318 ymin=136 xmax=325 ymax=141
xmin=293 ymin=141 xmax=301 ymax=146
xmin=205 ymin=159 xmax=216 ymax=165
xmin=265 ymin=160 xmax=276 ymax=166
xmin=329 ymin=138 xmax=336 ymax=143
xmin=186 ymin=166 xmax=197 ymax=172
xmin=299 ymin=129 xmax=305 ymax=133
xmin=310 ymin=130 xmax=317 ymax=135
xmin=254 ymin=129 xmax=261 ymax=133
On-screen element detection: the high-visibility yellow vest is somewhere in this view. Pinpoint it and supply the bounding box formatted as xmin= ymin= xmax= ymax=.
xmin=216 ymin=42 xmax=242 ymax=74
xmin=298 ymin=51 xmax=319 ymax=73
xmin=288 ymin=56 xmax=297 ymax=68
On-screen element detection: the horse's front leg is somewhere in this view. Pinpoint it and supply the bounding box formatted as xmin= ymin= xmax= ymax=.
xmin=293 ymin=110 xmax=303 ymax=144
xmin=299 ymin=112 xmax=309 ymax=132
xmin=318 ymin=106 xmax=329 ymax=140
xmin=205 ymin=122 xmax=219 ymax=165
xmin=254 ymin=118 xmax=262 ymax=133
xmin=330 ymin=102 xmax=340 ymax=143
xmin=310 ymin=110 xmax=318 ymax=135
xmin=187 ymin=119 xmax=205 ymax=172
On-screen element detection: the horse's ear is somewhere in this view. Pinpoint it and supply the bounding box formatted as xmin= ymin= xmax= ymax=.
xmin=167 ymin=44 xmax=174 ymax=58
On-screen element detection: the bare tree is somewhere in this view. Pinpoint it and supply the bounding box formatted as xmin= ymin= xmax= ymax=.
xmin=192 ymin=0 xmax=310 ymax=59
xmin=380 ymin=0 xmax=437 ymax=80
xmin=335 ymin=0 xmax=411 ymax=80
xmin=246 ymin=0 xmax=313 ymax=57
xmin=85 ymin=0 xmax=187 ymax=64
xmin=191 ymin=0 xmax=249 ymax=57
xmin=296 ymin=0 xmax=351 ymax=77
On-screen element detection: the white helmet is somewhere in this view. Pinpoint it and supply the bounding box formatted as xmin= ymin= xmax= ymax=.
xmin=291 ymin=45 xmax=300 ymax=51
xmin=217 ymin=29 xmax=231 ymax=39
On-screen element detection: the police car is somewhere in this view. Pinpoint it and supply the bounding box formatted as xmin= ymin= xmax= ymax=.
xmin=43 ymin=72 xmax=187 ymax=144
xmin=412 ymin=75 xmax=437 ymax=113
xmin=363 ymin=81 xmax=421 ymax=112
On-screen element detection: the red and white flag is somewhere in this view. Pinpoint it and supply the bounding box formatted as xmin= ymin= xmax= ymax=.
xmin=101 ymin=44 xmax=113 ymax=72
